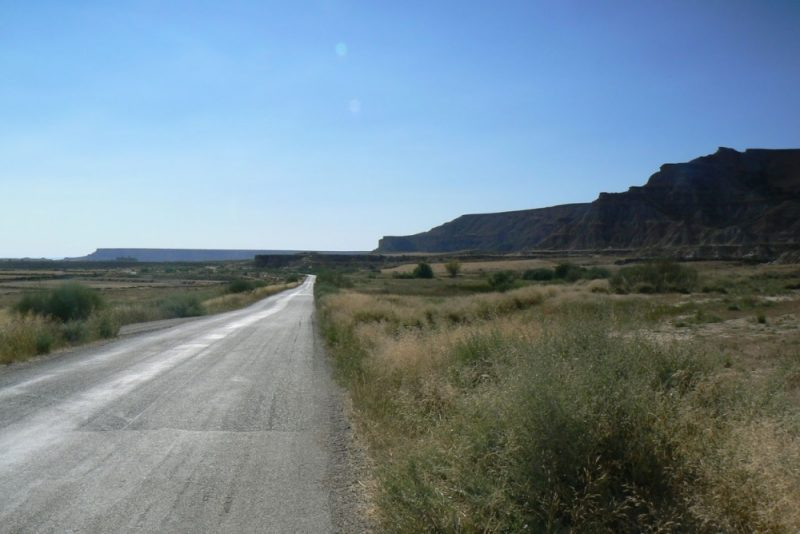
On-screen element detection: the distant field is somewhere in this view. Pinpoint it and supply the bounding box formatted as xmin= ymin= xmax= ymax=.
xmin=0 ymin=260 xmax=300 ymax=364
xmin=317 ymin=258 xmax=800 ymax=532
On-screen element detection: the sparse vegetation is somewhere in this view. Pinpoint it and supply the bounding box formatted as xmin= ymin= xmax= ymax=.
xmin=316 ymin=261 xmax=800 ymax=532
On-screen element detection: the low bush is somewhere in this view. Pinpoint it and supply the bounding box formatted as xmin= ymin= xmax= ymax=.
xmin=15 ymin=283 xmax=104 ymax=322
xmin=522 ymin=267 xmax=554 ymax=281
xmin=227 ymin=279 xmax=258 ymax=293
xmin=554 ymin=262 xmax=584 ymax=282
xmin=157 ymin=294 xmax=206 ymax=318
xmin=611 ymin=260 xmax=699 ymax=294
xmin=487 ymin=270 xmax=517 ymax=292
xmin=583 ymin=266 xmax=611 ymax=280
xmin=412 ymin=263 xmax=434 ymax=279
xmin=525 ymin=264 xmax=610 ymax=283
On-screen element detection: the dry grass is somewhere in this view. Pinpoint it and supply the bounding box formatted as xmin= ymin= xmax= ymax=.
xmin=202 ymin=281 xmax=299 ymax=314
xmin=317 ymin=266 xmax=800 ymax=532
xmin=0 ymin=314 xmax=61 ymax=364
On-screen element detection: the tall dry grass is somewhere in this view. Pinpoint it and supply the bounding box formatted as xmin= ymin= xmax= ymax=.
xmin=0 ymin=314 xmax=61 ymax=364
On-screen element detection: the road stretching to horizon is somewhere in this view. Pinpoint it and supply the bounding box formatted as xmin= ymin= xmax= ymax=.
xmin=0 ymin=276 xmax=363 ymax=533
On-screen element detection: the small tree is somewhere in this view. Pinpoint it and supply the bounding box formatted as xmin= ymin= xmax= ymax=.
xmin=444 ymin=260 xmax=462 ymax=278
xmin=413 ymin=262 xmax=434 ymax=279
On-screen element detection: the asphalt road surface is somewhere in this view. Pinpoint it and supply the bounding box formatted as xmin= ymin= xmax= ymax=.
xmin=0 ymin=276 xmax=364 ymax=533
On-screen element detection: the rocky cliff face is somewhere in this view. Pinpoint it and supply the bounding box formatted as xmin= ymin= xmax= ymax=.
xmin=377 ymin=148 xmax=800 ymax=259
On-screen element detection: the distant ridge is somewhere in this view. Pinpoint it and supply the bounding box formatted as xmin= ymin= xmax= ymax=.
xmin=69 ymin=248 xmax=367 ymax=262
xmin=377 ymin=147 xmax=800 ymax=260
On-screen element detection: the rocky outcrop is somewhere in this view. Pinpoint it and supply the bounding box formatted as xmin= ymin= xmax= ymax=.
xmin=378 ymin=203 xmax=591 ymax=253
xmin=377 ymin=148 xmax=800 ymax=259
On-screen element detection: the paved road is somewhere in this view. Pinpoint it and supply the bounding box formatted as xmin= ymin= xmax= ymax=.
xmin=0 ymin=276 xmax=361 ymax=533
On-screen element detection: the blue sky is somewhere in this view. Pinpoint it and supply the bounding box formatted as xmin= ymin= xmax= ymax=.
xmin=2 ymin=1 xmax=799 ymax=258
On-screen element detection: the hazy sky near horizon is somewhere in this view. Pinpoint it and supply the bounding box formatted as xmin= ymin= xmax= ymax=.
xmin=2 ymin=1 xmax=799 ymax=258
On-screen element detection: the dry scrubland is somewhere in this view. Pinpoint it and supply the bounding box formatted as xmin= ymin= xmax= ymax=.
xmin=316 ymin=260 xmax=800 ymax=532
xmin=0 ymin=263 xmax=300 ymax=364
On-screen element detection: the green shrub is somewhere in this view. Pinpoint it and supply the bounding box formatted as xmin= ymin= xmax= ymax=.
xmin=158 ymin=294 xmax=206 ymax=318
xmin=488 ymin=271 xmax=517 ymax=292
xmin=523 ymin=268 xmax=554 ymax=281
xmin=554 ymin=262 xmax=583 ymax=282
xmin=583 ymin=266 xmax=611 ymax=280
xmin=14 ymin=292 xmax=49 ymax=317
xmin=15 ymin=283 xmax=103 ymax=322
xmin=228 ymin=279 xmax=256 ymax=293
xmin=611 ymin=260 xmax=699 ymax=294
xmin=413 ymin=262 xmax=434 ymax=279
